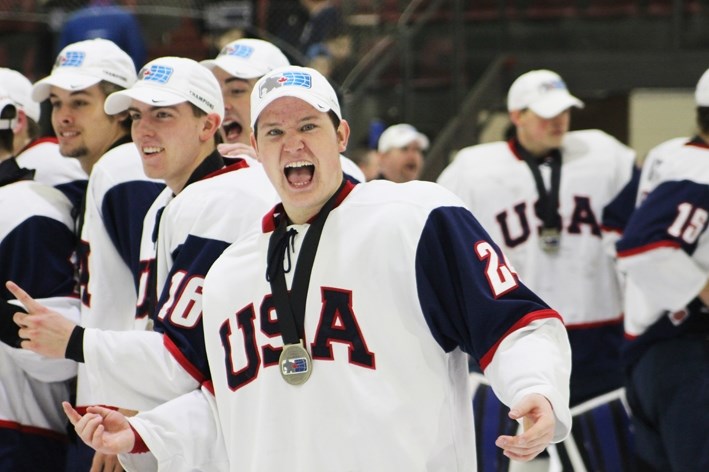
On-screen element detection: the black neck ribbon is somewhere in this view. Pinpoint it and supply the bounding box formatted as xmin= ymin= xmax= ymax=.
xmin=514 ymin=139 xmax=563 ymax=232
xmin=266 ymin=178 xmax=346 ymax=345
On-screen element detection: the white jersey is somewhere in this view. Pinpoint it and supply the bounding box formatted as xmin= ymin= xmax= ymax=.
xmin=16 ymin=136 xmax=88 ymax=209
xmin=75 ymin=142 xmax=164 ymax=408
xmin=438 ymin=130 xmax=635 ymax=327
xmin=0 ymin=177 xmax=80 ymax=466
xmin=340 ymin=153 xmax=366 ymax=182
xmin=636 ymin=136 xmax=689 ymax=206
xmin=438 ymin=130 xmax=635 ymax=403
xmin=616 ymin=138 xmax=709 ymax=362
xmin=82 ymin=157 xmax=278 ymax=412
xmin=128 ymin=180 xmax=571 ymax=471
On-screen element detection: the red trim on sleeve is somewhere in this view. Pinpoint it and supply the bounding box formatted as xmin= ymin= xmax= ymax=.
xmin=479 ymin=309 xmax=562 ymax=371
xmin=163 ymin=335 xmax=207 ymax=384
xmin=202 ymin=380 xmax=215 ymax=395
xmin=129 ymin=424 xmax=150 ymax=454
xmin=565 ymin=313 xmax=623 ymax=330
xmin=600 ymin=225 xmax=623 ymax=235
xmin=617 ymin=240 xmax=680 ymax=258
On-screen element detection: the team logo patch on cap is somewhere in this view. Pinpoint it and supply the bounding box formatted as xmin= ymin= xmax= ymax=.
xmin=222 ymin=44 xmax=254 ymax=59
xmin=259 ymin=71 xmax=312 ymax=98
xmin=140 ymin=65 xmax=174 ymax=84
xmin=539 ymin=79 xmax=567 ymax=94
xmin=57 ymin=51 xmax=86 ymax=68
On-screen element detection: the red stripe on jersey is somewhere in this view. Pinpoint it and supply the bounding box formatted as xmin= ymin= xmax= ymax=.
xmin=617 ymin=240 xmax=680 ymax=258
xmin=480 ymin=308 xmax=562 ymax=371
xmin=565 ymin=313 xmax=623 ymax=329
xmin=0 ymin=419 xmax=68 ymax=441
xmin=163 ymin=334 xmax=207 ymax=384
xmin=202 ymin=380 xmax=215 ymax=395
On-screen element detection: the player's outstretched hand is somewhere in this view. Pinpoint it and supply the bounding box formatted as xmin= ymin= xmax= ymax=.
xmin=63 ymin=402 xmax=135 ymax=455
xmin=6 ymin=280 xmax=75 ymax=358
xmin=495 ymin=393 xmax=555 ymax=462
xmin=217 ymin=142 xmax=257 ymax=159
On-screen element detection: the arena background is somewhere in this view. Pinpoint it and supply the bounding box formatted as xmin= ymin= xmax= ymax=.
xmin=1 ymin=0 xmax=708 ymax=180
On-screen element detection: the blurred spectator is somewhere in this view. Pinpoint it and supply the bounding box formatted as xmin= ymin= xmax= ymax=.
xmin=57 ymin=0 xmax=146 ymax=70
xmin=348 ymin=146 xmax=379 ymax=182
xmin=298 ymin=0 xmax=351 ymax=81
xmin=376 ymin=123 xmax=429 ymax=183
xmin=267 ymin=0 xmax=350 ymax=81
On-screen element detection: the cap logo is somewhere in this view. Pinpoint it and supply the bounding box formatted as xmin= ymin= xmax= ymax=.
xmin=140 ymin=65 xmax=174 ymax=84
xmin=538 ymin=79 xmax=567 ymax=94
xmin=222 ymin=44 xmax=254 ymax=59
xmin=259 ymin=71 xmax=312 ymax=98
xmin=56 ymin=51 xmax=86 ymax=69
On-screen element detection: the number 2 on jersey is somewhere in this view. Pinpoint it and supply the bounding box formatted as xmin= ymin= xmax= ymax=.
xmin=474 ymin=241 xmax=519 ymax=298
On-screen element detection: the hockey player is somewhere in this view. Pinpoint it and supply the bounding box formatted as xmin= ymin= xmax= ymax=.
xmin=0 ymin=98 xmax=80 ymax=470
xmin=207 ymin=39 xmax=365 ymax=182
xmin=0 ymin=67 xmax=87 ymax=208
xmin=438 ymin=69 xmax=637 ymax=407
xmin=61 ymin=66 xmax=573 ymax=471
xmin=24 ymin=38 xmax=164 ymax=471
xmin=615 ymin=68 xmax=709 ymax=472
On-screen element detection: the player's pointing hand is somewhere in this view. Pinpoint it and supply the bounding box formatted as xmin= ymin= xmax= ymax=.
xmin=63 ymin=402 xmax=135 ymax=455
xmin=495 ymin=393 xmax=556 ymax=462
xmin=7 ymin=280 xmax=76 ymax=358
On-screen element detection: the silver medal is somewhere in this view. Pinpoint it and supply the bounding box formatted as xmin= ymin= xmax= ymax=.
xmin=539 ymin=228 xmax=561 ymax=253
xmin=279 ymin=341 xmax=312 ymax=385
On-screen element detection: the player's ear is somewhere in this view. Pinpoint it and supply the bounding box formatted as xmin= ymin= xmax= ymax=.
xmin=199 ymin=113 xmax=221 ymax=142
xmin=509 ymin=110 xmax=522 ymax=126
xmin=336 ymin=119 xmax=350 ymax=153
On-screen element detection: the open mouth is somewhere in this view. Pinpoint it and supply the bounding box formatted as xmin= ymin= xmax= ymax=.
xmin=142 ymin=146 xmax=164 ymax=156
xmin=222 ymin=120 xmax=243 ymax=142
xmin=284 ymin=161 xmax=315 ymax=187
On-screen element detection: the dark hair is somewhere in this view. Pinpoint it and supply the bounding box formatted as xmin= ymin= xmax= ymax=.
xmin=25 ymin=118 xmax=40 ymax=141
xmin=253 ymin=109 xmax=341 ymax=137
xmin=99 ymin=80 xmax=132 ymax=133
xmin=697 ymin=106 xmax=709 ymax=135
xmin=0 ymin=103 xmax=17 ymax=152
xmin=188 ymin=103 xmax=222 ymax=145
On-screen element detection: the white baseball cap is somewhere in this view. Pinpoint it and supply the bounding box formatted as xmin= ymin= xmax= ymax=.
xmin=251 ymin=65 xmax=341 ymax=128
xmin=0 ymin=95 xmax=18 ymax=131
xmin=377 ymin=123 xmax=429 ymax=153
xmin=507 ymin=69 xmax=584 ymax=118
xmin=104 ymin=57 xmax=225 ymax=122
xmin=695 ymin=68 xmax=709 ymax=106
xmin=201 ymin=38 xmax=290 ymax=80
xmin=32 ymin=38 xmax=137 ymax=102
xmin=0 ymin=68 xmax=41 ymax=122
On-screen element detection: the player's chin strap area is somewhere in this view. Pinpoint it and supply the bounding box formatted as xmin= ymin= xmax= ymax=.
xmin=265 ymin=178 xmax=346 ymax=385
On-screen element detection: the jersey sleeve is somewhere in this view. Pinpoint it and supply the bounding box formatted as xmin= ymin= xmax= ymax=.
xmin=153 ymin=235 xmax=232 ymax=382
xmin=83 ymin=329 xmax=199 ymax=411
xmin=415 ymin=205 xmax=572 ymax=438
xmin=123 ymin=388 xmax=228 ymax=472
xmin=100 ymin=180 xmax=164 ymax=289
xmin=414 ymin=205 xmax=564 ymax=366
xmin=616 ymin=179 xmax=709 ymax=319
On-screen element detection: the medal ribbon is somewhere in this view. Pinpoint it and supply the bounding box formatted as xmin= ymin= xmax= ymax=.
xmin=514 ymin=139 xmax=562 ymax=233
xmin=266 ymin=178 xmax=347 ymax=345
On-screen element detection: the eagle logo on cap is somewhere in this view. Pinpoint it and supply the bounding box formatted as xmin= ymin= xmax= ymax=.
xmin=140 ymin=65 xmax=173 ymax=84
xmin=223 ymin=44 xmax=254 ymax=59
xmin=259 ymin=72 xmax=312 ymax=98
xmin=56 ymin=51 xmax=86 ymax=69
